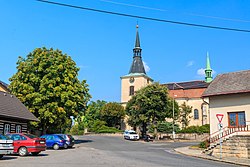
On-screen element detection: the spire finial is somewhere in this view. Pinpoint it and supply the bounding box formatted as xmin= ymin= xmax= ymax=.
xmin=135 ymin=24 xmax=141 ymax=48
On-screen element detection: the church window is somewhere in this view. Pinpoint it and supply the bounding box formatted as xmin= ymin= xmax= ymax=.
xmin=194 ymin=109 xmax=199 ymax=120
xmin=129 ymin=86 xmax=134 ymax=96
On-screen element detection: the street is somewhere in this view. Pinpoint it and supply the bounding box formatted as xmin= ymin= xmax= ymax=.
xmin=0 ymin=135 xmax=238 ymax=167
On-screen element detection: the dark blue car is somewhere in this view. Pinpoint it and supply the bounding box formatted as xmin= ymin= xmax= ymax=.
xmin=40 ymin=134 xmax=67 ymax=150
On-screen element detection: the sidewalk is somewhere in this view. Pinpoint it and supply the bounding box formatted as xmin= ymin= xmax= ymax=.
xmin=174 ymin=146 xmax=250 ymax=167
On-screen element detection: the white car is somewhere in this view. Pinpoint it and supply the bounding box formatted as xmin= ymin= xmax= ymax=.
xmin=0 ymin=134 xmax=14 ymax=159
xmin=123 ymin=130 xmax=139 ymax=140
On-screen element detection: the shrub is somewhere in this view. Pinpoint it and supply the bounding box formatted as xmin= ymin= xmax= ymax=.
xmin=96 ymin=126 xmax=122 ymax=133
xmin=70 ymin=124 xmax=84 ymax=135
xmin=179 ymin=124 xmax=210 ymax=134
xmin=199 ymin=139 xmax=209 ymax=148
xmin=148 ymin=122 xmax=180 ymax=133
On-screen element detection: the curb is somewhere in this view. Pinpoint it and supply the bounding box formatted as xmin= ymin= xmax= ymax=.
xmin=174 ymin=147 xmax=250 ymax=167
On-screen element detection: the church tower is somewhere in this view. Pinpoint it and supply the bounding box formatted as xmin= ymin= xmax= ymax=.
xmin=205 ymin=52 xmax=213 ymax=83
xmin=120 ymin=25 xmax=153 ymax=106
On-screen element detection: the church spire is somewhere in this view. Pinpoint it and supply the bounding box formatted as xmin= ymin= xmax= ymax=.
xmin=205 ymin=52 xmax=213 ymax=83
xmin=129 ymin=25 xmax=146 ymax=74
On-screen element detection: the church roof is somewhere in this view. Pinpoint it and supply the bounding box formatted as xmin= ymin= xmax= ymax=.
xmin=0 ymin=91 xmax=38 ymax=121
xmin=203 ymin=70 xmax=250 ymax=97
xmin=129 ymin=56 xmax=146 ymax=74
xmin=129 ymin=25 xmax=146 ymax=75
xmin=163 ymin=80 xmax=210 ymax=90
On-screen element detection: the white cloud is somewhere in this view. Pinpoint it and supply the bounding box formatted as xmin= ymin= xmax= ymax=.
xmin=143 ymin=61 xmax=150 ymax=72
xmin=197 ymin=68 xmax=217 ymax=77
xmin=186 ymin=61 xmax=194 ymax=67
xmin=197 ymin=68 xmax=205 ymax=77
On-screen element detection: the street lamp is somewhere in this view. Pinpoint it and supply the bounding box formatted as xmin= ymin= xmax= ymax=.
xmin=172 ymin=94 xmax=177 ymax=140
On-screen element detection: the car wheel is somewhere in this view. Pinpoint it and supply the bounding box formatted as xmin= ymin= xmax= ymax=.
xmin=53 ymin=144 xmax=60 ymax=150
xmin=0 ymin=155 xmax=3 ymax=159
xmin=63 ymin=144 xmax=68 ymax=149
xmin=31 ymin=152 xmax=40 ymax=156
xmin=18 ymin=147 xmax=28 ymax=156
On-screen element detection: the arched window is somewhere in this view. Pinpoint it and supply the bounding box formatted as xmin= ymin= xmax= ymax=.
xmin=129 ymin=86 xmax=134 ymax=96
xmin=194 ymin=109 xmax=199 ymax=120
xmin=4 ymin=124 xmax=10 ymax=134
xmin=16 ymin=125 xmax=22 ymax=133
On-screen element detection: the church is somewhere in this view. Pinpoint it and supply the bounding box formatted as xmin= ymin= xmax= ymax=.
xmin=120 ymin=25 xmax=212 ymax=130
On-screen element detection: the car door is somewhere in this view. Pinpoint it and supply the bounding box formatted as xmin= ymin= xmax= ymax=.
xmin=10 ymin=134 xmax=25 ymax=153
xmin=45 ymin=135 xmax=54 ymax=147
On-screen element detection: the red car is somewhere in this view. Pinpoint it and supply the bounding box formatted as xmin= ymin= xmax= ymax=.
xmin=6 ymin=133 xmax=46 ymax=156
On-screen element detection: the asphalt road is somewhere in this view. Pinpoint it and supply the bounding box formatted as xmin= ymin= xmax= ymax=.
xmin=0 ymin=135 xmax=239 ymax=167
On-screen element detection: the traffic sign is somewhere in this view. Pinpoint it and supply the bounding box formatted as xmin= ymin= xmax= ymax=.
xmin=216 ymin=114 xmax=224 ymax=123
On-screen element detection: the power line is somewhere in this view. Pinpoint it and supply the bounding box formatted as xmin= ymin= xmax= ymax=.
xmin=37 ymin=0 xmax=250 ymax=33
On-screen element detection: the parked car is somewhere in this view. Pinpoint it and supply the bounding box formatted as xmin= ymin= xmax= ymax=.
xmin=0 ymin=134 xmax=14 ymax=159
xmin=123 ymin=130 xmax=139 ymax=140
xmin=6 ymin=133 xmax=46 ymax=156
xmin=40 ymin=134 xmax=67 ymax=150
xmin=56 ymin=134 xmax=75 ymax=148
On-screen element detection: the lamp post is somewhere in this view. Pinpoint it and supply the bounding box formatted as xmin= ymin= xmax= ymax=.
xmin=172 ymin=83 xmax=177 ymax=140
xmin=172 ymin=94 xmax=177 ymax=140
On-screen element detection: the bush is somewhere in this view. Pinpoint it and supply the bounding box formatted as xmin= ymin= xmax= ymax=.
xmin=96 ymin=126 xmax=122 ymax=133
xmin=179 ymin=124 xmax=210 ymax=134
xmin=148 ymin=122 xmax=180 ymax=133
xmin=199 ymin=139 xmax=209 ymax=148
xmin=70 ymin=124 xmax=84 ymax=135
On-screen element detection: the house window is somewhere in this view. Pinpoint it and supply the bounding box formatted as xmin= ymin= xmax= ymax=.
xmin=194 ymin=109 xmax=199 ymax=120
xmin=129 ymin=86 xmax=134 ymax=96
xmin=4 ymin=124 xmax=11 ymax=134
xmin=16 ymin=125 xmax=22 ymax=133
xmin=228 ymin=112 xmax=246 ymax=127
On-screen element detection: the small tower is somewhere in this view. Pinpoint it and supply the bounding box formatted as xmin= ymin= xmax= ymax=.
xmin=205 ymin=52 xmax=213 ymax=83
xmin=120 ymin=25 xmax=153 ymax=106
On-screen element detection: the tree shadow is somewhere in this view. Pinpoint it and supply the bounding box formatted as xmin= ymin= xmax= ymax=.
xmin=0 ymin=156 xmax=17 ymax=161
xmin=75 ymin=139 xmax=93 ymax=144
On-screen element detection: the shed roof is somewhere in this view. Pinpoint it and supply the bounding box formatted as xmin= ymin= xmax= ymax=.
xmin=202 ymin=70 xmax=250 ymax=97
xmin=0 ymin=91 xmax=38 ymax=121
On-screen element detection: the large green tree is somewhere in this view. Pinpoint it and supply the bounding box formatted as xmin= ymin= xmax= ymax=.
xmin=100 ymin=102 xmax=125 ymax=128
xmin=9 ymin=47 xmax=91 ymax=134
xmin=125 ymin=83 xmax=178 ymax=137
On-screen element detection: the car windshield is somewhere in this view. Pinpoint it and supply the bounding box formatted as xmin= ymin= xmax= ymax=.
xmin=25 ymin=134 xmax=38 ymax=139
xmin=129 ymin=132 xmax=137 ymax=134
xmin=0 ymin=134 xmax=10 ymax=140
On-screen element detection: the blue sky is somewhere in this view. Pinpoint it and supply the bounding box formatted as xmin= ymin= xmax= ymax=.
xmin=1 ymin=0 xmax=250 ymax=102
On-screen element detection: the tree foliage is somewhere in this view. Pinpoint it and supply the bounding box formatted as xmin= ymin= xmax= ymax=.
xmin=125 ymin=83 xmax=177 ymax=137
xmin=100 ymin=102 xmax=125 ymax=128
xmin=179 ymin=102 xmax=192 ymax=128
xmin=9 ymin=47 xmax=91 ymax=134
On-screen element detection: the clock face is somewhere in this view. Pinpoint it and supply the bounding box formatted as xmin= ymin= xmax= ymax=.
xmin=129 ymin=77 xmax=135 ymax=83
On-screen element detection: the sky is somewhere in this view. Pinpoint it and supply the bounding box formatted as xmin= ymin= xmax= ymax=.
xmin=1 ymin=0 xmax=250 ymax=102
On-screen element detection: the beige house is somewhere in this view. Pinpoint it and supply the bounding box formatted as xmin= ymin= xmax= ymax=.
xmin=203 ymin=70 xmax=250 ymax=136
xmin=164 ymin=81 xmax=210 ymax=127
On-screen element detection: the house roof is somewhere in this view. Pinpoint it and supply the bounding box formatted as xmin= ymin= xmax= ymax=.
xmin=202 ymin=70 xmax=250 ymax=97
xmin=163 ymin=80 xmax=210 ymax=90
xmin=0 ymin=91 xmax=38 ymax=121
xmin=0 ymin=80 xmax=9 ymax=92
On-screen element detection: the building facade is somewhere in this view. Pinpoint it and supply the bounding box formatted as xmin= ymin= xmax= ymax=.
xmin=0 ymin=81 xmax=38 ymax=134
xmin=120 ymin=25 xmax=153 ymax=107
xmin=121 ymin=26 xmax=213 ymax=129
xmin=203 ymin=70 xmax=250 ymax=135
